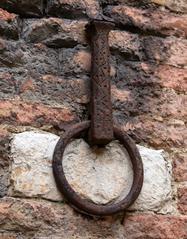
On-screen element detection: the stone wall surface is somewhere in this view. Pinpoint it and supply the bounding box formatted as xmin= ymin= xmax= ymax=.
xmin=0 ymin=0 xmax=187 ymax=238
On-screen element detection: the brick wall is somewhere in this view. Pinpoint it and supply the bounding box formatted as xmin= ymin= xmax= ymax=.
xmin=0 ymin=0 xmax=187 ymax=238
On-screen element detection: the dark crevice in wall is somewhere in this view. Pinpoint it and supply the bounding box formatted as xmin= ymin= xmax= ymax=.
xmin=43 ymin=0 xmax=48 ymax=16
xmin=115 ymin=23 xmax=168 ymax=39
xmin=100 ymin=0 xmax=159 ymax=10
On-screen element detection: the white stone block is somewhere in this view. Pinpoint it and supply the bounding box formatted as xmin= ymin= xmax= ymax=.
xmin=10 ymin=131 xmax=172 ymax=212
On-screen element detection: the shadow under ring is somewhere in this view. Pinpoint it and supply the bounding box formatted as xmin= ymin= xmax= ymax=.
xmin=52 ymin=121 xmax=144 ymax=216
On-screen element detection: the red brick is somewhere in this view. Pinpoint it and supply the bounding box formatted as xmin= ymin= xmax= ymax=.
xmin=0 ymin=197 xmax=124 ymax=238
xmin=124 ymin=119 xmax=186 ymax=148
xmin=173 ymin=152 xmax=187 ymax=182
xmin=124 ymin=214 xmax=187 ymax=239
xmin=159 ymin=92 xmax=187 ymax=119
xmin=72 ymin=50 xmax=91 ymax=72
xmin=151 ymin=0 xmax=187 ymax=13
xmin=111 ymin=85 xmax=130 ymax=102
xmin=0 ymin=234 xmax=16 ymax=239
xmin=47 ymin=0 xmax=100 ymax=18
xmin=40 ymin=75 xmax=90 ymax=104
xmin=155 ymin=65 xmax=187 ymax=92
xmin=0 ymin=125 xmax=9 ymax=138
xmin=178 ymin=187 xmax=187 ymax=215
xmin=0 ymin=8 xmax=19 ymax=39
xmin=0 ymin=100 xmax=75 ymax=126
xmin=0 ymin=0 xmax=43 ymax=17
xmin=109 ymin=30 xmax=141 ymax=60
xmin=18 ymin=78 xmax=35 ymax=94
xmin=109 ymin=31 xmax=187 ymax=67
xmin=0 ymin=8 xmax=16 ymax=21
xmin=142 ymin=36 xmax=187 ymax=67
xmin=105 ymin=5 xmax=187 ymax=38
xmin=22 ymin=18 xmax=87 ymax=47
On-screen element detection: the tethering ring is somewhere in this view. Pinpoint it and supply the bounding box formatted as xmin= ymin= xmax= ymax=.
xmin=52 ymin=121 xmax=143 ymax=216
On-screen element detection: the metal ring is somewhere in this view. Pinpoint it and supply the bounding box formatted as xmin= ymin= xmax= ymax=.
xmin=52 ymin=121 xmax=143 ymax=216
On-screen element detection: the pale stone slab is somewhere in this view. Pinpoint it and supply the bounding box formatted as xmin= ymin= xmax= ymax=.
xmin=63 ymin=139 xmax=133 ymax=204
xmin=10 ymin=131 xmax=172 ymax=212
xmin=10 ymin=131 xmax=62 ymax=201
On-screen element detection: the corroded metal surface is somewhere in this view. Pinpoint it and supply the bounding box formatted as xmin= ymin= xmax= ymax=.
xmin=52 ymin=19 xmax=144 ymax=216
xmin=52 ymin=121 xmax=143 ymax=216
xmin=88 ymin=20 xmax=114 ymax=145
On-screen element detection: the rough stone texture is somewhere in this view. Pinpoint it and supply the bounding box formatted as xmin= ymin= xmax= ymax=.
xmin=0 ymin=129 xmax=10 ymax=198
xmin=123 ymin=214 xmax=187 ymax=239
xmin=0 ymin=100 xmax=75 ymax=127
xmin=141 ymin=36 xmax=187 ymax=67
xmin=0 ymin=197 xmax=125 ymax=239
xmin=151 ymin=0 xmax=187 ymax=13
xmin=21 ymin=18 xmax=187 ymax=68
xmin=129 ymin=146 xmax=171 ymax=212
xmin=10 ymin=131 xmax=61 ymax=201
xmin=0 ymin=0 xmax=186 ymax=238
xmin=154 ymin=65 xmax=187 ymax=92
xmin=47 ymin=0 xmax=101 ymax=18
xmin=22 ymin=18 xmax=87 ymax=48
xmin=10 ymin=131 xmax=172 ymax=212
xmin=0 ymin=8 xmax=20 ymax=40
xmin=101 ymin=0 xmax=187 ymax=13
xmin=0 ymin=0 xmax=43 ymax=17
xmin=173 ymin=151 xmax=187 ymax=182
xmin=60 ymin=47 xmax=187 ymax=92
xmin=0 ymin=39 xmax=59 ymax=74
xmin=178 ymin=187 xmax=187 ymax=215
xmin=0 ymin=197 xmax=187 ymax=239
xmin=59 ymin=47 xmax=116 ymax=78
xmin=63 ymin=139 xmax=133 ymax=204
xmin=104 ymin=5 xmax=187 ymax=38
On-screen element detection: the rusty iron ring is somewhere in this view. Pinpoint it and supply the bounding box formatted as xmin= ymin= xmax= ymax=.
xmin=52 ymin=121 xmax=143 ymax=216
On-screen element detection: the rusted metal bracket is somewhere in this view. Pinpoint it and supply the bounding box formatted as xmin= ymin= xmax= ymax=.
xmin=52 ymin=19 xmax=144 ymax=216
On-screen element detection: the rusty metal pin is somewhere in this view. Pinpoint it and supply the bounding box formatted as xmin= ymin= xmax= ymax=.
xmin=88 ymin=20 xmax=114 ymax=145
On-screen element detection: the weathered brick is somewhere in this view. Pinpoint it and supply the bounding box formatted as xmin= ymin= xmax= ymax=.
xmin=110 ymin=31 xmax=187 ymax=67
xmin=0 ymin=197 xmax=124 ymax=238
xmin=0 ymin=233 xmax=17 ymax=239
xmin=21 ymin=19 xmax=187 ymax=68
xmin=0 ymin=39 xmax=24 ymax=67
xmin=0 ymin=39 xmax=59 ymax=74
xmin=141 ymin=36 xmax=187 ymax=67
xmin=111 ymin=62 xmax=187 ymax=118
xmin=178 ymin=187 xmax=187 ymax=215
xmin=155 ymin=65 xmax=187 ymax=92
xmin=0 ymin=72 xmax=90 ymax=107
xmin=22 ymin=18 xmax=87 ymax=47
xmin=151 ymin=0 xmax=187 ymax=13
xmin=119 ymin=117 xmax=186 ymax=148
xmin=104 ymin=5 xmax=187 ymax=38
xmin=71 ymin=49 xmax=91 ymax=72
xmin=59 ymin=47 xmax=116 ymax=77
xmin=102 ymin=0 xmax=187 ymax=13
xmin=0 ymin=0 xmax=43 ymax=17
xmin=59 ymin=45 xmax=187 ymax=92
xmin=47 ymin=0 xmax=101 ymax=18
xmin=0 ymin=126 xmax=10 ymax=198
xmin=173 ymin=151 xmax=187 ymax=182
xmin=0 ymin=72 xmax=16 ymax=97
xmin=118 ymin=62 xmax=187 ymax=93
xmin=123 ymin=214 xmax=187 ymax=239
xmin=0 ymin=100 xmax=75 ymax=127
xmin=0 ymin=8 xmax=20 ymax=40
xmin=33 ymin=75 xmax=90 ymax=105
xmin=109 ymin=31 xmax=141 ymax=60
